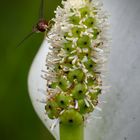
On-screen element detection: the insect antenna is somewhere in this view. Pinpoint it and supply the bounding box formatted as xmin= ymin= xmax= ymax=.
xmin=16 ymin=31 xmax=36 ymax=48
xmin=39 ymin=0 xmax=45 ymax=19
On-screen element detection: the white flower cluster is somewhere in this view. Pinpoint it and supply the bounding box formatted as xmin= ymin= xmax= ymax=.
xmin=44 ymin=0 xmax=109 ymax=122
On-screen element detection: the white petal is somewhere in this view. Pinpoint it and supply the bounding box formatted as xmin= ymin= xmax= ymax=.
xmin=28 ymin=40 xmax=59 ymax=139
xmin=28 ymin=0 xmax=140 ymax=140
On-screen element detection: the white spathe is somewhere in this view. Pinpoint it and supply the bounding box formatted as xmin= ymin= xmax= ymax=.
xmin=28 ymin=0 xmax=140 ymax=140
xmin=28 ymin=40 xmax=59 ymax=139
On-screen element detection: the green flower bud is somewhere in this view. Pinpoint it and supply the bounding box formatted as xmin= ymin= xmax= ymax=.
xmin=93 ymin=29 xmax=100 ymax=39
xmin=84 ymin=58 xmax=96 ymax=71
xmin=77 ymin=48 xmax=91 ymax=59
xmin=77 ymin=35 xmax=91 ymax=48
xmin=56 ymin=93 xmax=73 ymax=109
xmin=89 ymin=88 xmax=101 ymax=100
xmin=68 ymin=69 xmax=84 ymax=83
xmin=79 ymin=7 xmax=90 ymax=18
xmin=45 ymin=100 xmax=60 ymax=119
xmin=78 ymin=99 xmax=93 ymax=114
xmin=49 ymin=82 xmax=58 ymax=89
xmin=71 ymin=27 xmax=84 ymax=37
xmin=84 ymin=17 xmax=96 ymax=28
xmin=87 ymin=77 xmax=96 ymax=86
xmin=63 ymin=63 xmax=73 ymax=69
xmin=62 ymin=57 xmax=73 ymax=69
xmin=58 ymin=77 xmax=68 ymax=91
xmin=60 ymin=109 xmax=83 ymax=126
xmin=54 ymin=63 xmax=62 ymax=72
xmin=69 ymin=15 xmax=80 ymax=25
xmin=77 ymin=53 xmax=85 ymax=60
xmin=64 ymin=42 xmax=74 ymax=53
xmin=64 ymin=32 xmax=69 ymax=39
xmin=72 ymin=84 xmax=87 ymax=99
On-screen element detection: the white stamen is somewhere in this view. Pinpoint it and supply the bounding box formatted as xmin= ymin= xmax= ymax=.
xmin=37 ymin=88 xmax=46 ymax=96
xmin=84 ymin=98 xmax=90 ymax=107
xmin=75 ymin=100 xmax=79 ymax=109
xmin=36 ymin=99 xmax=46 ymax=104
xmin=50 ymin=119 xmax=59 ymax=131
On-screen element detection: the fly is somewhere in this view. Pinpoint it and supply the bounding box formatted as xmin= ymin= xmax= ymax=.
xmin=17 ymin=0 xmax=52 ymax=47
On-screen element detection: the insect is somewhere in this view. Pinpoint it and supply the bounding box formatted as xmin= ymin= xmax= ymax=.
xmin=17 ymin=0 xmax=52 ymax=47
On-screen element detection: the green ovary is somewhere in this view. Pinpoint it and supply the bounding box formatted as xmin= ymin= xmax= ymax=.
xmin=79 ymin=7 xmax=90 ymax=18
xmin=69 ymin=15 xmax=80 ymax=25
xmin=68 ymin=69 xmax=85 ymax=82
xmin=72 ymin=83 xmax=87 ymax=99
xmin=78 ymin=99 xmax=94 ymax=114
xmin=56 ymin=93 xmax=72 ymax=109
xmin=77 ymin=35 xmax=91 ymax=48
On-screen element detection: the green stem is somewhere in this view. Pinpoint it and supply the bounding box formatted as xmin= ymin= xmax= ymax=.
xmin=60 ymin=122 xmax=84 ymax=140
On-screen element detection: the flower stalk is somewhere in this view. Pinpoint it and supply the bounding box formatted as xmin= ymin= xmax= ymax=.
xmin=60 ymin=123 xmax=84 ymax=140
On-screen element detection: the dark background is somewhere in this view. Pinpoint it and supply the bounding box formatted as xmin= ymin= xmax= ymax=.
xmin=0 ymin=0 xmax=61 ymax=140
